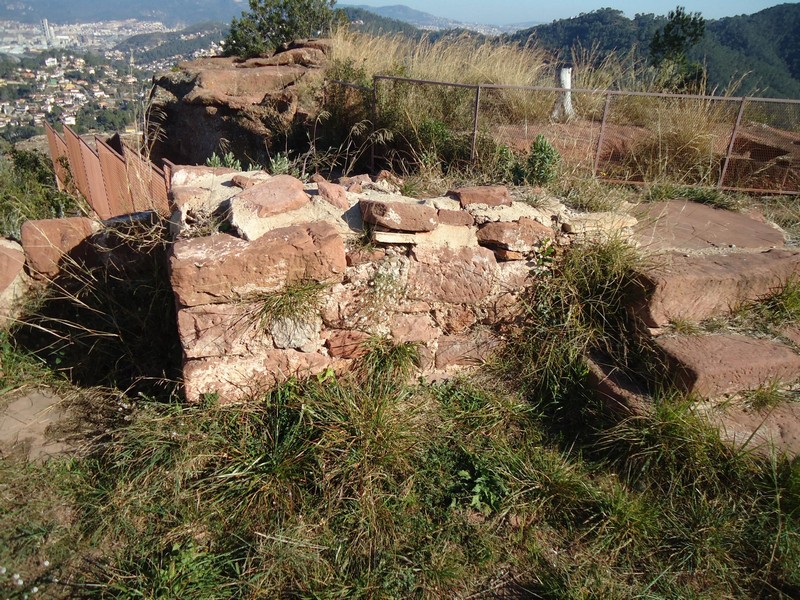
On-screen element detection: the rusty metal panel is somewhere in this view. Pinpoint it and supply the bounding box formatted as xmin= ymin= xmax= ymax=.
xmin=147 ymin=164 xmax=171 ymax=217
xmin=44 ymin=123 xmax=69 ymax=191
xmin=122 ymin=143 xmax=170 ymax=215
xmin=63 ymin=126 xmax=91 ymax=201
xmin=97 ymin=137 xmax=134 ymax=217
xmin=78 ymin=137 xmax=113 ymax=220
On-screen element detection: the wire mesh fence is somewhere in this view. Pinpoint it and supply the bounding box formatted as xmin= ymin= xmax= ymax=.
xmin=326 ymin=76 xmax=800 ymax=195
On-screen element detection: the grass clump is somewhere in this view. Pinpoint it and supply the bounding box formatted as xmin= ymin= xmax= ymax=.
xmin=758 ymin=277 xmax=800 ymax=325
xmin=246 ymin=279 xmax=328 ymax=329
xmin=646 ymin=182 xmax=745 ymax=210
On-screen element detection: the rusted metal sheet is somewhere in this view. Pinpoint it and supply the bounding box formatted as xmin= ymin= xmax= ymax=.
xmin=147 ymin=164 xmax=170 ymax=217
xmin=63 ymin=126 xmax=91 ymax=200
xmin=96 ymin=137 xmax=135 ymax=217
xmin=78 ymin=136 xmax=113 ymax=220
xmin=122 ymin=144 xmax=170 ymax=216
xmin=44 ymin=123 xmax=69 ymax=191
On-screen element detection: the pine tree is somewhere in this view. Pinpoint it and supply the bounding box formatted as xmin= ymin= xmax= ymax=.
xmin=224 ymin=0 xmax=337 ymax=59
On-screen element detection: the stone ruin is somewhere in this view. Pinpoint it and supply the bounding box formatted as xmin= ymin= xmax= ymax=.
xmin=0 ymin=165 xmax=639 ymax=403
xmin=165 ymin=168 xmax=638 ymax=402
xmin=6 ymin=165 xmax=800 ymax=456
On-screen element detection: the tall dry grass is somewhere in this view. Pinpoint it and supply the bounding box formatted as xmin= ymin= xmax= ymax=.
xmin=330 ymin=29 xmax=553 ymax=87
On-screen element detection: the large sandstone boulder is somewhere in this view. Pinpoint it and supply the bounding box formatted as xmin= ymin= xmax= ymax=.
xmin=634 ymin=249 xmax=800 ymax=327
xmin=148 ymin=40 xmax=329 ymax=166
xmin=656 ymin=334 xmax=800 ymax=397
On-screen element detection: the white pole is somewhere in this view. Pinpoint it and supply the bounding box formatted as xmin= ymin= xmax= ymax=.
xmin=551 ymin=66 xmax=576 ymax=122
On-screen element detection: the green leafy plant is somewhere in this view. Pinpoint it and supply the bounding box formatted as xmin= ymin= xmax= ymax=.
xmin=205 ymin=151 xmax=242 ymax=171
xmin=524 ymin=134 xmax=560 ymax=186
xmin=225 ymin=0 xmax=339 ymax=59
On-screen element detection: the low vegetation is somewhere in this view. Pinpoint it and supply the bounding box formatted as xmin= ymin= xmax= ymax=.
xmin=2 ymin=22 xmax=800 ymax=599
xmin=3 ymin=235 xmax=800 ymax=597
xmin=0 ymin=143 xmax=85 ymax=239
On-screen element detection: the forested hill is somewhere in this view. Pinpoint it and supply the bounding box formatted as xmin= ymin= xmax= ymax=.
xmin=698 ymin=4 xmax=800 ymax=98
xmin=508 ymin=4 xmax=800 ymax=98
xmin=341 ymin=7 xmax=423 ymax=37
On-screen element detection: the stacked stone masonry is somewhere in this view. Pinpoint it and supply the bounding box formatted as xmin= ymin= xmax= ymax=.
xmin=162 ymin=167 xmax=639 ymax=402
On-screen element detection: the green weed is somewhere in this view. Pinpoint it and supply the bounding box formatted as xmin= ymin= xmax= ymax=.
xmin=245 ymin=280 xmax=328 ymax=329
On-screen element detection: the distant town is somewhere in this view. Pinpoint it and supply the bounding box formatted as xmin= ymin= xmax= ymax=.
xmin=0 ymin=19 xmax=224 ymax=141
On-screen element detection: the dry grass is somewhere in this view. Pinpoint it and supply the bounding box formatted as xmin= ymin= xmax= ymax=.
xmin=330 ymin=29 xmax=552 ymax=87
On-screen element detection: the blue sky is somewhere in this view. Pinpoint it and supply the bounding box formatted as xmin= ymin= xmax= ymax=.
xmin=350 ymin=1 xmax=793 ymax=26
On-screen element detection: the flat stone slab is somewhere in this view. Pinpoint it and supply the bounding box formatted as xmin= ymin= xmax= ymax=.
xmin=656 ymin=334 xmax=800 ymax=398
xmin=0 ymin=389 xmax=72 ymax=461
xmin=634 ymin=249 xmax=800 ymax=326
xmin=633 ymin=200 xmax=785 ymax=253
xmin=697 ymin=399 xmax=800 ymax=458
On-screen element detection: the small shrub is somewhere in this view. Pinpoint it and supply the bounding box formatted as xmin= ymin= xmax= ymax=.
xmin=524 ymin=135 xmax=560 ymax=186
xmin=205 ymin=151 xmax=242 ymax=171
xmin=267 ymin=151 xmax=292 ymax=175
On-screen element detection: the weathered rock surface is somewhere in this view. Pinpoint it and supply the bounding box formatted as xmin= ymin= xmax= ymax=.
xmin=437 ymin=208 xmax=474 ymax=226
xmin=20 ymin=217 xmax=99 ymax=278
xmin=0 ymin=239 xmax=29 ymax=327
xmin=176 ymin=303 xmax=270 ymax=359
xmin=231 ymin=175 xmax=309 ymax=218
xmin=633 ymin=200 xmax=785 ymax=253
xmin=389 ymin=313 xmax=440 ymax=343
xmin=169 ymin=222 xmax=346 ymax=307
xmin=316 ymin=180 xmax=350 ymax=210
xmin=183 ymin=350 xmax=331 ymax=403
xmin=323 ymin=329 xmax=371 ymax=359
xmin=407 ymin=246 xmax=497 ymax=304
xmin=634 ymin=249 xmax=800 ymax=326
xmin=149 ymin=41 xmax=329 ymax=166
xmin=0 ymin=388 xmax=74 ymax=461
xmin=656 ymin=334 xmax=800 ymax=397
xmin=360 ymin=198 xmax=438 ymax=232
xmin=435 ymin=331 xmax=502 ymax=368
xmin=700 ymin=400 xmax=800 ymax=458
xmin=451 ymin=186 xmax=512 ymax=208
xmin=270 ymin=315 xmax=322 ymax=351
xmin=477 ymin=218 xmax=552 ymax=252
xmin=562 ymin=212 xmax=637 ymax=239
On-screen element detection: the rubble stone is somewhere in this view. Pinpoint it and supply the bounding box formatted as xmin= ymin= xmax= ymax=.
xmin=169 ymin=222 xmax=346 ymax=307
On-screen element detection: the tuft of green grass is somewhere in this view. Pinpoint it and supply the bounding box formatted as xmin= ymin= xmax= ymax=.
xmin=742 ymin=380 xmax=794 ymax=411
xmin=669 ymin=317 xmax=703 ymax=335
xmin=759 ymin=277 xmax=800 ymax=325
xmin=245 ymin=279 xmax=328 ymax=329
xmin=646 ymin=183 xmax=745 ymax=211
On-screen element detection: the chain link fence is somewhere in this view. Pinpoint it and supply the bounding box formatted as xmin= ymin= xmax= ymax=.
xmin=326 ymin=76 xmax=800 ymax=195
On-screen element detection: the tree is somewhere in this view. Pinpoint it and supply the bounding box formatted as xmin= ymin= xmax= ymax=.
xmin=224 ymin=0 xmax=337 ymax=59
xmin=650 ymin=6 xmax=705 ymax=67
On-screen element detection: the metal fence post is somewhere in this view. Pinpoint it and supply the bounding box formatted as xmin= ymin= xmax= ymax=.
xmin=718 ymin=96 xmax=747 ymax=189
xmin=471 ymin=85 xmax=481 ymax=162
xmin=593 ymin=92 xmax=612 ymax=177
xmin=371 ymin=76 xmax=378 ymax=172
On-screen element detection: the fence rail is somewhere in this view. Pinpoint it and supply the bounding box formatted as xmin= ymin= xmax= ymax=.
xmin=44 ymin=122 xmax=170 ymax=220
xmin=331 ymin=76 xmax=800 ymax=195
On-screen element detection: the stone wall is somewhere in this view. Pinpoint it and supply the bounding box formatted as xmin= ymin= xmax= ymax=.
xmin=0 ymin=164 xmax=637 ymax=402
xmin=163 ymin=166 xmax=635 ymax=403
